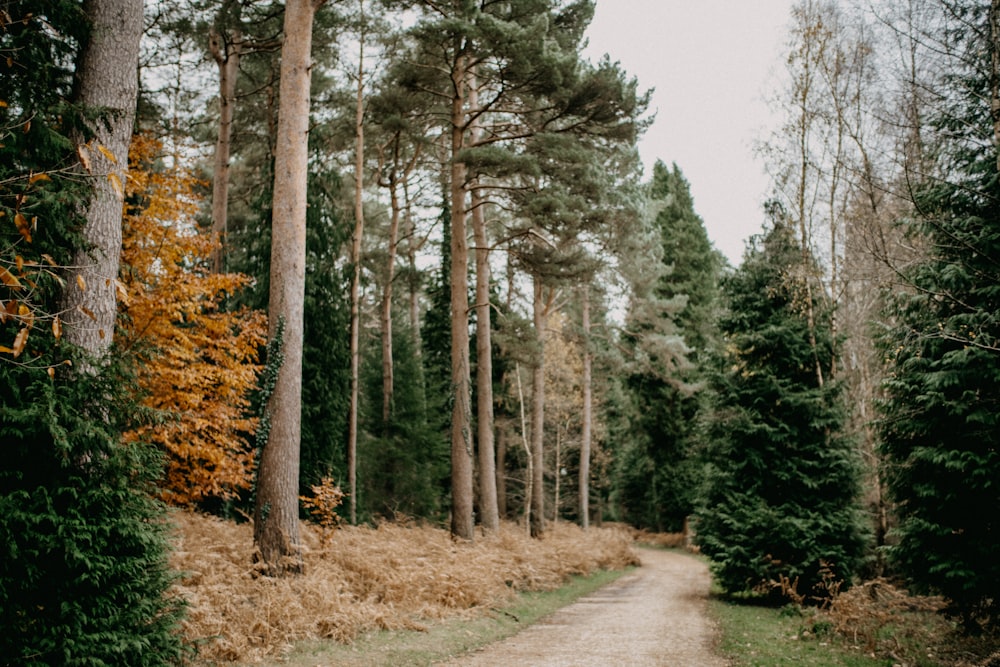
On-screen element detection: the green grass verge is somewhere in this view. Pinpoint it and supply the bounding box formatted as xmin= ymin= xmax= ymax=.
xmin=251 ymin=567 xmax=632 ymax=667
xmin=708 ymin=598 xmax=890 ymax=667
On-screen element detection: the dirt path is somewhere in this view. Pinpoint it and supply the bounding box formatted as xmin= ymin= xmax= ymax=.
xmin=437 ymin=548 xmax=728 ymax=666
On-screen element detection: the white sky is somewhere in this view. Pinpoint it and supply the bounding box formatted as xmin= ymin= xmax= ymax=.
xmin=583 ymin=0 xmax=795 ymax=265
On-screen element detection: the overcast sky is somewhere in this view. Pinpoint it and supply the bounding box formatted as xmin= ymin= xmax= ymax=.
xmin=582 ymin=0 xmax=796 ymax=265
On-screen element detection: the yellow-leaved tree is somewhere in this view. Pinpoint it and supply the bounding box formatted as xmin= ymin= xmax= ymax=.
xmin=120 ymin=133 xmax=266 ymax=507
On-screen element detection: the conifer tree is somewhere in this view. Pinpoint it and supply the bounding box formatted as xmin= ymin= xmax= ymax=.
xmin=696 ymin=213 xmax=865 ymax=597
xmin=1 ymin=3 xmax=185 ymax=662
xmin=877 ymin=0 xmax=1000 ymax=626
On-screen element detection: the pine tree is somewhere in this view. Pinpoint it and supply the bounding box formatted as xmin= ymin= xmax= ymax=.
xmin=877 ymin=0 xmax=1000 ymax=627
xmin=696 ymin=214 xmax=865 ymax=597
xmin=612 ymin=161 xmax=721 ymax=532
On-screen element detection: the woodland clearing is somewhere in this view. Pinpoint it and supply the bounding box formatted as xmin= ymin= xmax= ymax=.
xmin=168 ymin=512 xmax=639 ymax=665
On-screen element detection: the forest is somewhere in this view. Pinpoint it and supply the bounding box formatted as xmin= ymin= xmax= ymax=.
xmin=1 ymin=0 xmax=999 ymax=664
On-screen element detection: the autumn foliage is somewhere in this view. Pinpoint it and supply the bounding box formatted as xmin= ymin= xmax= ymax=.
xmin=120 ymin=134 xmax=266 ymax=506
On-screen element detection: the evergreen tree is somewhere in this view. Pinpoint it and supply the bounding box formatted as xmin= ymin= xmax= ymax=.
xmin=612 ymin=161 xmax=721 ymax=532
xmin=877 ymin=0 xmax=1000 ymax=626
xmin=1 ymin=2 xmax=185 ymax=662
xmin=696 ymin=214 xmax=865 ymax=598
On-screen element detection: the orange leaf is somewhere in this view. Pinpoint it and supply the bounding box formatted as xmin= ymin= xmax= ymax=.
xmin=76 ymin=274 xmax=86 ymax=292
xmin=52 ymin=315 xmax=61 ymax=341
xmin=28 ymin=172 xmax=50 ymax=184
xmin=14 ymin=212 xmax=31 ymax=242
xmin=0 ymin=266 xmax=22 ymax=289
xmin=79 ymin=305 xmax=95 ymax=321
xmin=108 ymin=172 xmax=123 ymax=198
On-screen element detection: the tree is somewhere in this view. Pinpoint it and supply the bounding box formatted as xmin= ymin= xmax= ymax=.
xmin=253 ymin=0 xmax=327 ymax=576
xmin=696 ymin=214 xmax=865 ymax=597
xmin=120 ymin=134 xmax=266 ymax=508
xmin=60 ymin=0 xmax=142 ymax=358
xmin=611 ymin=161 xmax=720 ymax=532
xmin=877 ymin=0 xmax=1000 ymax=627
xmin=1 ymin=2 xmax=185 ymax=662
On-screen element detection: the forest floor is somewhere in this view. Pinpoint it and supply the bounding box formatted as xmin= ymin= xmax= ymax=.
xmin=436 ymin=546 xmax=726 ymax=666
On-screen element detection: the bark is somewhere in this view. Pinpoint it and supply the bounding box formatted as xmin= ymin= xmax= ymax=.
xmin=469 ymin=73 xmax=499 ymax=533
xmin=579 ymin=285 xmax=592 ymax=529
xmin=347 ymin=16 xmax=365 ymax=526
xmin=530 ymin=276 xmax=548 ymax=538
xmin=208 ymin=27 xmax=241 ymax=273
xmin=496 ymin=418 xmax=508 ymax=517
xmin=449 ymin=50 xmax=475 ymax=541
xmin=992 ymin=0 xmax=1000 ymax=173
xmin=253 ymin=0 xmax=321 ymax=576
xmin=62 ymin=0 xmax=142 ymax=357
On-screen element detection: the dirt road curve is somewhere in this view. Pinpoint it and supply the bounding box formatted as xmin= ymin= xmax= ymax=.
xmin=438 ymin=548 xmax=728 ymax=667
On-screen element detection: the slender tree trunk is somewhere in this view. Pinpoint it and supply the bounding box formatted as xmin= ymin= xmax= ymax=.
xmin=579 ymin=285 xmax=592 ymax=529
xmin=530 ymin=276 xmax=547 ymax=538
xmin=253 ymin=0 xmax=321 ymax=576
xmin=381 ymin=170 xmax=400 ymax=427
xmin=992 ymin=0 xmax=1000 ymax=173
xmin=62 ymin=0 xmax=141 ymax=357
xmin=449 ymin=50 xmax=475 ymax=541
xmin=469 ymin=73 xmax=499 ymax=533
xmin=209 ymin=28 xmax=240 ymax=273
xmin=496 ymin=418 xmax=508 ymax=518
xmin=347 ymin=16 xmax=365 ymax=525
xmin=516 ymin=362 xmax=532 ymax=537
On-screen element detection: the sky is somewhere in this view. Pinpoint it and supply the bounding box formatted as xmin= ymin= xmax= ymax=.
xmin=582 ymin=0 xmax=796 ymax=265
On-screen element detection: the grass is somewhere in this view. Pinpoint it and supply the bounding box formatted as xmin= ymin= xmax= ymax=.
xmin=709 ymin=598 xmax=889 ymax=667
xmin=251 ymin=567 xmax=631 ymax=667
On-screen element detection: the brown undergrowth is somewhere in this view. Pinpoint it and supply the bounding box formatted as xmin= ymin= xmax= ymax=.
xmin=168 ymin=511 xmax=639 ymax=665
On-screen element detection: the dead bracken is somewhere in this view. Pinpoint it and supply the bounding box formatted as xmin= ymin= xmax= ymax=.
xmin=168 ymin=511 xmax=639 ymax=664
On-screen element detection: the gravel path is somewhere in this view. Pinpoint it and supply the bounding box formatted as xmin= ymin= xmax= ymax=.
xmin=438 ymin=547 xmax=728 ymax=666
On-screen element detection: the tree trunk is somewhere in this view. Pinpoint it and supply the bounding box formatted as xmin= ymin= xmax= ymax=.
xmin=449 ymin=50 xmax=475 ymax=541
xmin=208 ymin=27 xmax=241 ymax=273
xmin=347 ymin=14 xmax=365 ymax=525
xmin=495 ymin=418 xmax=508 ymax=518
xmin=381 ymin=172 xmax=400 ymax=428
xmin=469 ymin=73 xmax=499 ymax=533
xmin=62 ymin=0 xmax=142 ymax=357
xmin=579 ymin=285 xmax=592 ymax=529
xmin=530 ymin=276 xmax=547 ymax=538
xmin=253 ymin=0 xmax=320 ymax=576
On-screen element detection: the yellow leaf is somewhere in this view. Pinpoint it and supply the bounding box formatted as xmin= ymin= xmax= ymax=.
xmin=28 ymin=172 xmax=50 ymax=184
xmin=0 ymin=266 xmax=22 ymax=289
xmin=76 ymin=274 xmax=86 ymax=292
xmin=41 ymin=254 xmax=56 ymax=267
xmin=108 ymin=172 xmax=123 ymax=198
xmin=0 ymin=345 xmax=12 ymax=354
xmin=97 ymin=144 xmax=118 ymax=164
xmin=14 ymin=212 xmax=31 ymax=242
xmin=15 ymin=255 xmax=23 ymax=272
xmin=79 ymin=305 xmax=96 ymax=321
xmin=11 ymin=327 xmax=28 ymax=358
xmin=52 ymin=316 xmax=61 ymax=341
xmin=0 ymin=100 xmax=7 ymax=108
xmin=47 ymin=366 xmax=55 ymax=379
xmin=77 ymin=144 xmax=92 ymax=173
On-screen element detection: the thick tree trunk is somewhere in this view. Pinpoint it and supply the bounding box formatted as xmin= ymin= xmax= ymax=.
xmin=62 ymin=0 xmax=142 ymax=357
xmin=209 ymin=28 xmax=241 ymax=273
xmin=253 ymin=0 xmax=319 ymax=576
xmin=530 ymin=276 xmax=547 ymax=538
xmin=449 ymin=52 xmax=474 ymax=540
xmin=579 ymin=285 xmax=592 ymax=529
